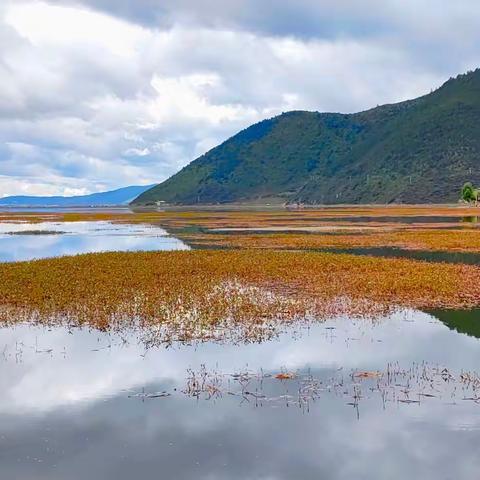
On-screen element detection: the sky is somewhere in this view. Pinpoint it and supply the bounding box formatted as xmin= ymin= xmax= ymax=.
xmin=1 ymin=1 xmax=479 ymax=197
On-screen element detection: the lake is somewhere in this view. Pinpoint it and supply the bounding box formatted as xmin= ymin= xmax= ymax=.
xmin=0 ymin=309 xmax=479 ymax=479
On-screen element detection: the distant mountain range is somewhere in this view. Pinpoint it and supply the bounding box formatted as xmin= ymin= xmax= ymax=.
xmin=133 ymin=69 xmax=480 ymax=205
xmin=0 ymin=185 xmax=156 ymax=207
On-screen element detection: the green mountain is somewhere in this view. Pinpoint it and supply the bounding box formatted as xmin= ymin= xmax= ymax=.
xmin=133 ymin=70 xmax=480 ymax=205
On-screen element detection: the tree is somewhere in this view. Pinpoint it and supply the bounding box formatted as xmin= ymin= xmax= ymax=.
xmin=461 ymin=182 xmax=476 ymax=203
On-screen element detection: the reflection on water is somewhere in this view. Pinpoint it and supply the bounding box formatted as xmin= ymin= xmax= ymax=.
xmin=318 ymin=246 xmax=480 ymax=265
xmin=0 ymin=221 xmax=189 ymax=261
xmin=462 ymin=216 xmax=479 ymax=223
xmin=319 ymin=215 xmax=477 ymax=224
xmin=429 ymin=309 xmax=480 ymax=339
xmin=0 ymin=309 xmax=480 ymax=479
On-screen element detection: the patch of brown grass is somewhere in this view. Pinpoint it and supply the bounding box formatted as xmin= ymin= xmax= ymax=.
xmin=184 ymin=229 xmax=480 ymax=253
xmin=1 ymin=204 xmax=479 ymax=229
xmin=0 ymin=251 xmax=478 ymax=338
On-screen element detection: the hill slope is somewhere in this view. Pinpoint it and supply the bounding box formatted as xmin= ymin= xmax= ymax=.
xmin=1 ymin=185 xmax=156 ymax=207
xmin=134 ymin=70 xmax=480 ymax=205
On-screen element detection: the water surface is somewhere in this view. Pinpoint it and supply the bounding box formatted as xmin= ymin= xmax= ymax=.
xmin=317 ymin=246 xmax=480 ymax=265
xmin=0 ymin=221 xmax=189 ymax=262
xmin=1 ymin=309 xmax=479 ymax=479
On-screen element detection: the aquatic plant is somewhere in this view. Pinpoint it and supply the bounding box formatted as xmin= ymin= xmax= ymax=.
xmin=1 ymin=204 xmax=479 ymax=228
xmin=0 ymin=251 xmax=479 ymax=342
xmin=177 ymin=361 xmax=480 ymax=411
xmin=183 ymin=228 xmax=480 ymax=253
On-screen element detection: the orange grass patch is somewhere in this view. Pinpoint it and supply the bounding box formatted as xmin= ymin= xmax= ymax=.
xmin=183 ymin=229 xmax=480 ymax=253
xmin=0 ymin=251 xmax=478 ymax=338
xmin=1 ymin=205 xmax=479 ymax=229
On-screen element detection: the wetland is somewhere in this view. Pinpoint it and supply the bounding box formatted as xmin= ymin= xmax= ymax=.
xmin=0 ymin=205 xmax=479 ymax=479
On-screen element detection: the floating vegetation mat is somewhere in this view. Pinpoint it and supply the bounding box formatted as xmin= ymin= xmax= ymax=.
xmin=0 ymin=250 xmax=479 ymax=343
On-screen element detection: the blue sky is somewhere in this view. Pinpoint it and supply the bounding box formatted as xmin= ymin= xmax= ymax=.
xmin=1 ymin=0 xmax=479 ymax=196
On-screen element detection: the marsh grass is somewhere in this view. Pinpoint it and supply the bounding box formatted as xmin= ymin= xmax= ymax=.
xmin=183 ymin=229 xmax=480 ymax=253
xmin=1 ymin=205 xmax=479 ymax=227
xmin=180 ymin=362 xmax=480 ymax=409
xmin=1 ymin=209 xmax=480 ymax=343
xmin=0 ymin=250 xmax=479 ymax=343
xmin=4 ymin=208 xmax=479 ymax=253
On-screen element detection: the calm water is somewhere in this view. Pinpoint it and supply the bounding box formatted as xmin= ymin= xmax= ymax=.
xmin=0 ymin=221 xmax=189 ymax=262
xmin=311 ymin=215 xmax=479 ymax=224
xmin=317 ymin=246 xmax=480 ymax=265
xmin=0 ymin=309 xmax=479 ymax=479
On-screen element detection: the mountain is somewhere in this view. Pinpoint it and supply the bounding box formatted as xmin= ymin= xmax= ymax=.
xmin=133 ymin=69 xmax=480 ymax=205
xmin=0 ymin=185 xmax=156 ymax=207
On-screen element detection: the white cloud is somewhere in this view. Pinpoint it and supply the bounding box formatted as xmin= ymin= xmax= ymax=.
xmin=0 ymin=0 xmax=479 ymax=196
xmin=0 ymin=174 xmax=90 ymax=197
xmin=149 ymin=73 xmax=258 ymax=125
xmin=124 ymin=147 xmax=150 ymax=157
xmin=5 ymin=1 xmax=146 ymax=57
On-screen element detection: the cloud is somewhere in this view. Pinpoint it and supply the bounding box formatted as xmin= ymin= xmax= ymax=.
xmin=46 ymin=0 xmax=480 ymax=57
xmin=0 ymin=0 xmax=479 ymax=195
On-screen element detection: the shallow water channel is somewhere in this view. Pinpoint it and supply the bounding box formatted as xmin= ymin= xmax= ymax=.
xmin=0 ymin=309 xmax=479 ymax=479
xmin=0 ymin=221 xmax=189 ymax=262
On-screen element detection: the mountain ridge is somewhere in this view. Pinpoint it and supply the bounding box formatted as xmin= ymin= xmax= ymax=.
xmin=0 ymin=184 xmax=156 ymax=207
xmin=133 ymin=69 xmax=480 ymax=205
